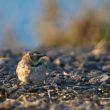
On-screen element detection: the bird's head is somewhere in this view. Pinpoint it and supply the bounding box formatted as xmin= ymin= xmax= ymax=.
xmin=29 ymin=51 xmax=49 ymax=66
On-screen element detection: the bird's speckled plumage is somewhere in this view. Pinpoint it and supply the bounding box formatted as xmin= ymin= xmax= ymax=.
xmin=16 ymin=51 xmax=49 ymax=84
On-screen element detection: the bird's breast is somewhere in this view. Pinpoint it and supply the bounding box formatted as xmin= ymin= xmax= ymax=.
xmin=29 ymin=64 xmax=47 ymax=84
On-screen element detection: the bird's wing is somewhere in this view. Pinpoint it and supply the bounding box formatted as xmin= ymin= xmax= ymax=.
xmin=16 ymin=61 xmax=30 ymax=76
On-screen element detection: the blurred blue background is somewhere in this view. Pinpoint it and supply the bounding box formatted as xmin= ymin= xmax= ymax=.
xmin=0 ymin=0 xmax=110 ymax=49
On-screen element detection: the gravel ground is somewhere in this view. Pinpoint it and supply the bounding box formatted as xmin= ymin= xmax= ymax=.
xmin=1 ymin=44 xmax=110 ymax=110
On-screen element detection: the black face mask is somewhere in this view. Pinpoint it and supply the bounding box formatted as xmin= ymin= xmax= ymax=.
xmin=31 ymin=61 xmax=43 ymax=67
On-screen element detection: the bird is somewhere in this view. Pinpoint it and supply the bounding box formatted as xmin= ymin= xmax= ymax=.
xmin=16 ymin=51 xmax=49 ymax=84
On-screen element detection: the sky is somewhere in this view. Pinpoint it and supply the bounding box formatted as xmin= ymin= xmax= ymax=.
xmin=0 ymin=0 xmax=109 ymax=48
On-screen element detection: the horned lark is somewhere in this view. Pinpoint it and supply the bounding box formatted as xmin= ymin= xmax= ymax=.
xmin=16 ymin=51 xmax=49 ymax=84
